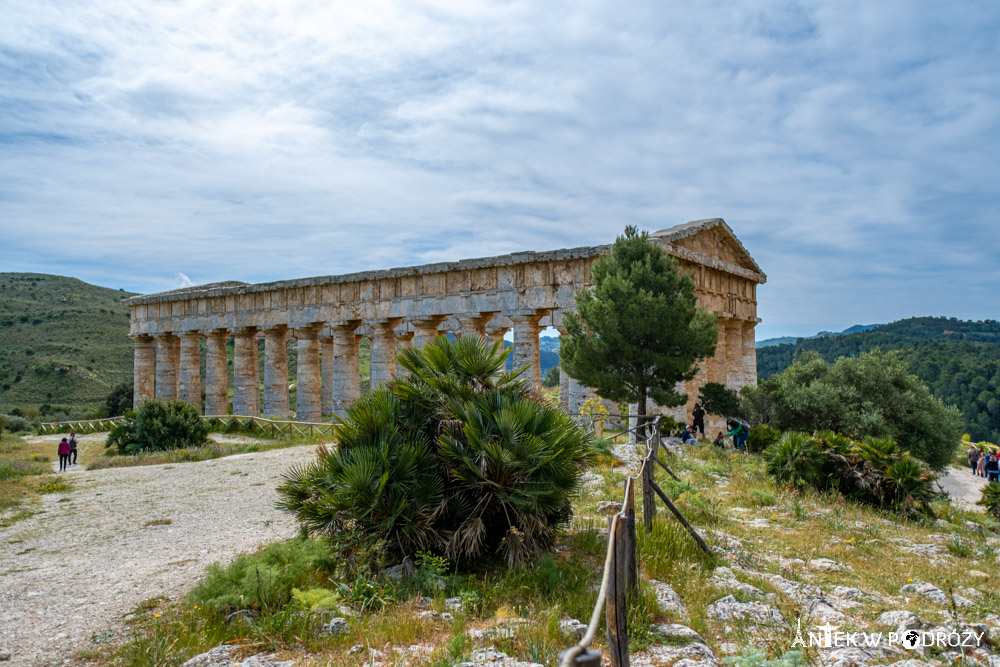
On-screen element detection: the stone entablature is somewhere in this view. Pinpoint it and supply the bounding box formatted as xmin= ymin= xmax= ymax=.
xmin=125 ymin=218 xmax=765 ymax=424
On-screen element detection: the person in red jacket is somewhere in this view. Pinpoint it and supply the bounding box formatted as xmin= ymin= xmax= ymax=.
xmin=57 ymin=438 xmax=71 ymax=472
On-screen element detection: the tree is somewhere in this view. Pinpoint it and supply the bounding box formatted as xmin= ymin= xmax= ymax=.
xmin=104 ymin=382 xmax=134 ymax=417
xmin=698 ymin=382 xmax=741 ymax=420
xmin=541 ymin=365 xmax=560 ymax=388
xmin=560 ymin=226 xmax=717 ymax=437
xmin=106 ymin=399 xmax=210 ymax=455
xmin=278 ymin=335 xmax=593 ymax=567
xmin=741 ymin=350 xmax=962 ymax=469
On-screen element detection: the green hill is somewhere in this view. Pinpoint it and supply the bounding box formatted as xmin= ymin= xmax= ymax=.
xmin=0 ymin=274 xmax=136 ymax=417
xmin=756 ymin=316 xmax=1000 ymax=443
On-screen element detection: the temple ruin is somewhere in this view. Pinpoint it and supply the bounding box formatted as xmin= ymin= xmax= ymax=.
xmin=124 ymin=218 xmax=765 ymax=428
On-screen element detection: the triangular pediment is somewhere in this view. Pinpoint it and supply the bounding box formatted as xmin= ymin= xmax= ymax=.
xmin=651 ymin=218 xmax=763 ymax=276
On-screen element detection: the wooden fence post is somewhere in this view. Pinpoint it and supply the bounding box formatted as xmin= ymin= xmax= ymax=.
xmin=605 ymin=512 xmax=629 ymax=667
xmin=642 ymin=422 xmax=658 ymax=532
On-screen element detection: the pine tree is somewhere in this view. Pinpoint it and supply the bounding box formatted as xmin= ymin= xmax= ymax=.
xmin=560 ymin=226 xmax=717 ymax=437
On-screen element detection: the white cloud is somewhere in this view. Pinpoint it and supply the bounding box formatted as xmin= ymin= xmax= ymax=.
xmin=0 ymin=0 xmax=997 ymax=337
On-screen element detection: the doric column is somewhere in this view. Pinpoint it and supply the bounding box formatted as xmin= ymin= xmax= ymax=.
xmin=296 ymin=326 xmax=322 ymax=422
xmin=559 ymin=367 xmax=570 ymax=412
xmin=154 ymin=333 xmax=180 ymax=401
xmin=320 ymin=333 xmax=334 ymax=416
xmin=510 ymin=311 xmax=546 ymax=391
xmin=568 ymin=377 xmax=595 ymax=421
xmin=742 ymin=321 xmax=758 ymax=387
xmin=456 ymin=313 xmax=491 ymax=340
xmin=132 ymin=335 xmax=155 ymax=407
xmin=331 ymin=321 xmax=360 ymax=416
xmin=233 ymin=328 xmax=260 ymax=416
xmin=724 ymin=319 xmax=742 ymax=389
xmin=204 ymin=331 xmax=229 ymax=415
xmin=263 ymin=326 xmax=290 ymax=418
xmin=410 ymin=315 xmax=447 ymax=349
xmin=178 ymin=332 xmax=202 ymax=411
xmin=370 ymin=318 xmax=402 ymax=388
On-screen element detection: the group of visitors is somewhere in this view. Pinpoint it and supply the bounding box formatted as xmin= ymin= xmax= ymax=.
xmin=678 ymin=403 xmax=750 ymax=453
xmin=967 ymin=444 xmax=1000 ymax=482
xmin=57 ymin=433 xmax=78 ymax=472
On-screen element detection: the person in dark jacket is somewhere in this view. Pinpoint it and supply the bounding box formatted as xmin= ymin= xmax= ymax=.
xmin=69 ymin=433 xmax=78 ymax=465
xmin=58 ymin=438 xmax=71 ymax=472
xmin=692 ymin=403 xmax=706 ymax=437
xmin=986 ymin=453 xmax=1000 ymax=483
xmin=681 ymin=425 xmax=698 ymax=445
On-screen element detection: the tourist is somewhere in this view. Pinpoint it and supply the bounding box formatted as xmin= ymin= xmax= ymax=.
xmin=987 ymin=453 xmax=1000 ymax=483
xmin=977 ymin=450 xmax=987 ymax=477
xmin=681 ymin=424 xmax=698 ymax=445
xmin=968 ymin=444 xmax=980 ymax=475
xmin=692 ymin=403 xmax=706 ymax=437
xmin=69 ymin=432 xmax=78 ymax=465
xmin=58 ymin=438 xmax=70 ymax=472
xmin=725 ymin=418 xmax=749 ymax=452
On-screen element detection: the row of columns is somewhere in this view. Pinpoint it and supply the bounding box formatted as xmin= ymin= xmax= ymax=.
xmin=132 ymin=311 xmax=544 ymax=421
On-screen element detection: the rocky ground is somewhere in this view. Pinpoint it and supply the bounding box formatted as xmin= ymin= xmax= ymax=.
xmin=0 ymin=442 xmax=318 ymax=666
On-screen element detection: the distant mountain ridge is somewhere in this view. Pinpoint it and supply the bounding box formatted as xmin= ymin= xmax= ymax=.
xmin=757 ymin=323 xmax=883 ymax=348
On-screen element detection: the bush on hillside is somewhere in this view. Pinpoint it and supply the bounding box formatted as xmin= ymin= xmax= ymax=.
xmin=2 ymin=414 xmax=34 ymax=434
xmin=187 ymin=537 xmax=336 ymax=613
xmin=278 ymin=335 xmax=594 ymax=567
xmin=104 ymin=382 xmax=133 ymax=417
xmin=979 ymin=482 xmax=1000 ymax=521
xmin=0 ymin=415 xmax=8 ymax=432
xmin=765 ymin=430 xmax=938 ymax=516
xmin=106 ymin=399 xmax=210 ymax=455
xmin=741 ymin=350 xmax=961 ymax=470
xmin=746 ymin=423 xmax=781 ymax=453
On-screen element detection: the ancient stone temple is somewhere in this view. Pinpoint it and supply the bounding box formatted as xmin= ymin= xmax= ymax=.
xmin=124 ymin=218 xmax=765 ymax=426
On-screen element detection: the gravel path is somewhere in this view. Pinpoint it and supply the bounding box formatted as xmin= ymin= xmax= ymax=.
xmin=936 ymin=464 xmax=991 ymax=511
xmin=0 ymin=443 xmax=321 ymax=666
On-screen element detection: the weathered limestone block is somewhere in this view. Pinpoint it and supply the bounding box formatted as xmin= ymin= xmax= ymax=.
xmin=330 ymin=322 xmax=360 ymax=416
xmin=320 ymin=335 xmax=334 ymax=416
xmin=133 ymin=335 xmax=155 ymax=406
xmin=233 ymin=329 xmax=260 ymax=416
xmin=296 ymin=327 xmax=322 ymax=422
xmin=178 ymin=332 xmax=202 ymax=411
xmin=510 ymin=311 xmax=545 ymax=391
xmin=263 ymin=327 xmax=290 ymax=418
xmin=204 ymin=331 xmax=228 ymax=415
xmin=369 ymin=319 xmax=402 ymax=388
xmin=154 ymin=334 xmax=180 ymax=401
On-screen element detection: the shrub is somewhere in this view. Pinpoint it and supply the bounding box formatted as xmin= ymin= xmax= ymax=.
xmin=765 ymin=432 xmax=826 ymax=489
xmin=979 ymin=482 xmax=1000 ymax=521
xmin=187 ymin=537 xmax=335 ymax=613
xmin=746 ymin=423 xmax=780 ymax=453
xmin=3 ymin=415 xmax=34 ymax=434
xmin=104 ymin=382 xmax=134 ymax=417
xmin=278 ymin=335 xmax=594 ymax=567
xmin=106 ymin=399 xmax=210 ymax=455
xmin=0 ymin=414 xmax=8 ymax=432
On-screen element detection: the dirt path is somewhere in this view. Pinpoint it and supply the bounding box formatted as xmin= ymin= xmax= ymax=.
xmin=936 ymin=464 xmax=991 ymax=511
xmin=0 ymin=444 xmax=321 ymax=666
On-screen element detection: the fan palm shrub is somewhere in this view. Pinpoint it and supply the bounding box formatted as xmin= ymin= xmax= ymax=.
xmin=277 ymin=335 xmax=593 ymax=567
xmin=764 ymin=432 xmax=826 ymax=488
xmin=977 ymin=482 xmax=1000 ymax=521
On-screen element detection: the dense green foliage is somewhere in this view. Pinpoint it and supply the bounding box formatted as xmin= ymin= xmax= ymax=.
xmin=278 ymin=335 xmax=593 ymax=566
xmin=560 ymin=226 xmax=717 ymax=433
xmin=0 ymin=274 xmax=136 ymax=415
xmin=542 ymin=364 xmax=560 ymax=387
xmin=746 ymin=423 xmax=781 ymax=453
xmin=106 ymin=399 xmax=211 ymax=454
xmin=979 ymin=482 xmax=1000 ymax=521
xmin=757 ymin=317 xmax=1000 ymax=443
xmin=743 ymin=350 xmax=961 ymax=469
xmin=697 ymin=382 xmax=742 ymax=420
xmin=104 ymin=382 xmax=134 ymax=417
xmin=187 ymin=537 xmax=336 ymax=613
xmin=765 ymin=431 xmax=938 ymax=516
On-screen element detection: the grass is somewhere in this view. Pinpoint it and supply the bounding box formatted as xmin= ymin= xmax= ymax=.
xmin=88 ymin=438 xmax=1000 ymax=666
xmin=144 ymin=518 xmax=173 ymax=527
xmin=87 ymin=432 xmax=327 ymax=470
xmin=0 ymin=432 xmax=73 ymax=525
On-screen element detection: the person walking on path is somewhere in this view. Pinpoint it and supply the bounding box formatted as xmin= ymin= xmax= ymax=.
xmin=57 ymin=438 xmax=71 ymax=472
xmin=69 ymin=433 xmax=78 ymax=465
xmin=968 ymin=445 xmax=981 ymax=475
xmin=692 ymin=403 xmax=706 ymax=437
xmin=977 ymin=451 xmax=987 ymax=477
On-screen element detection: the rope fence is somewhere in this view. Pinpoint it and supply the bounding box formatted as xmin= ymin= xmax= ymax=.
xmin=560 ymin=416 xmax=712 ymax=667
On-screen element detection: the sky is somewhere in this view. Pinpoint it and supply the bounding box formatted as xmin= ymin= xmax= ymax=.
xmin=1 ymin=1 xmax=997 ymax=340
